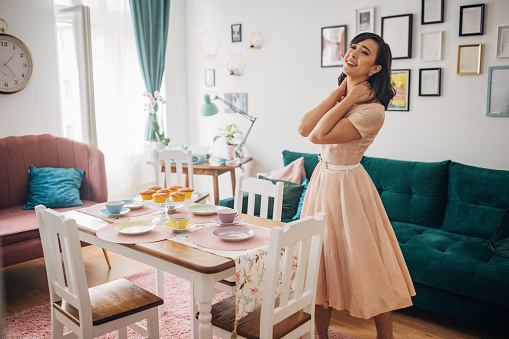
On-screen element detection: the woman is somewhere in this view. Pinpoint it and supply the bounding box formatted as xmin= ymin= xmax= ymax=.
xmin=298 ymin=32 xmax=415 ymax=339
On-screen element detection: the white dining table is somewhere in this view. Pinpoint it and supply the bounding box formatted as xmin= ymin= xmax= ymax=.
xmin=63 ymin=210 xmax=283 ymax=339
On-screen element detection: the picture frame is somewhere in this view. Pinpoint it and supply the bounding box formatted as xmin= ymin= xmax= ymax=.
xmin=224 ymin=93 xmax=248 ymax=113
xmin=356 ymin=7 xmax=374 ymax=34
xmin=321 ymin=25 xmax=347 ymax=67
xmin=231 ymin=24 xmax=242 ymax=43
xmin=388 ymin=69 xmax=411 ymax=111
xmin=419 ymin=68 xmax=441 ymax=96
xmin=420 ymin=31 xmax=443 ymax=61
xmin=205 ymin=69 xmax=215 ymax=87
xmin=459 ymin=4 xmax=484 ymax=36
xmin=486 ymin=66 xmax=509 ymax=117
xmin=422 ymin=0 xmax=444 ymax=25
xmin=457 ymin=44 xmax=482 ymax=75
xmin=381 ymin=14 xmax=413 ymax=59
xmin=497 ymin=26 xmax=509 ymax=58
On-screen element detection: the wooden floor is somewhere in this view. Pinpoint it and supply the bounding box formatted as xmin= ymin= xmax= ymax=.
xmin=1 ymin=245 xmax=505 ymax=339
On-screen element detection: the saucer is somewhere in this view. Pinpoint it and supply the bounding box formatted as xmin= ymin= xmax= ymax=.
xmin=163 ymin=222 xmax=197 ymax=233
xmin=100 ymin=207 xmax=130 ymax=217
xmin=113 ymin=221 xmax=155 ymax=235
xmin=186 ymin=204 xmax=222 ymax=215
xmin=211 ymin=216 xmax=243 ymax=226
xmin=212 ymin=226 xmax=254 ymax=242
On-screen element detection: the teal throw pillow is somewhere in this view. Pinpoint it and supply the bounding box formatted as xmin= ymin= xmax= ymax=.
xmin=23 ymin=165 xmax=85 ymax=210
xmin=258 ymin=176 xmax=304 ymax=220
xmin=487 ymin=203 xmax=509 ymax=257
xmin=292 ymin=177 xmax=310 ymax=221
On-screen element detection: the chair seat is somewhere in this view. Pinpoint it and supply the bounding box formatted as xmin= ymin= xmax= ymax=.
xmin=211 ymin=296 xmax=311 ymax=339
xmin=54 ymin=278 xmax=164 ymax=326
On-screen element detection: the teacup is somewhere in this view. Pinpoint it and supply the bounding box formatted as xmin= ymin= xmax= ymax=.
xmin=167 ymin=214 xmax=191 ymax=229
xmin=218 ymin=158 xmax=227 ymax=164
xmin=105 ymin=201 xmax=124 ymax=214
xmin=217 ymin=208 xmax=238 ymax=223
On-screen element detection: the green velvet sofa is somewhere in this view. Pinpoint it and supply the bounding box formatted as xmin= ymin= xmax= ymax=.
xmin=220 ymin=150 xmax=509 ymax=332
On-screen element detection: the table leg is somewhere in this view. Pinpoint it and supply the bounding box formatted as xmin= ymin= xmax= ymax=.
xmin=213 ymin=175 xmax=219 ymax=205
xmin=185 ymin=174 xmax=189 ymax=188
xmin=194 ymin=276 xmax=217 ymax=339
xmin=155 ymin=268 xmax=165 ymax=315
xmin=230 ymin=169 xmax=236 ymax=196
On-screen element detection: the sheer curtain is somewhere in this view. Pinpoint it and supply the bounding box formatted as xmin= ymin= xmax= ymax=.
xmin=84 ymin=0 xmax=155 ymax=200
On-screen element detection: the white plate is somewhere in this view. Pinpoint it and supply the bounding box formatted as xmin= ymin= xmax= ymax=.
xmin=210 ymin=216 xmax=244 ymax=226
xmin=113 ymin=221 xmax=155 ymax=235
xmin=122 ymin=200 xmax=143 ymax=210
xmin=186 ymin=204 xmax=222 ymax=215
xmin=212 ymin=226 xmax=254 ymax=242
xmin=163 ymin=222 xmax=197 ymax=233
xmin=100 ymin=207 xmax=130 ymax=217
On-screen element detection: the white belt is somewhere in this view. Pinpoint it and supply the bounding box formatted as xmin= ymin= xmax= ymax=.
xmin=318 ymin=155 xmax=360 ymax=171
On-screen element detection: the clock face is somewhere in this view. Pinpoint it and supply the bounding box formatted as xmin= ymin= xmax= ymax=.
xmin=0 ymin=34 xmax=33 ymax=94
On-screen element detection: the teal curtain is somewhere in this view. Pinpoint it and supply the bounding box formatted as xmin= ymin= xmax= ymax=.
xmin=129 ymin=0 xmax=171 ymax=141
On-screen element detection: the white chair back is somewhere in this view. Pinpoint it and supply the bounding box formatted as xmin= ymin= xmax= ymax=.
xmin=154 ymin=149 xmax=194 ymax=188
xmin=260 ymin=212 xmax=326 ymax=338
xmin=233 ymin=175 xmax=284 ymax=221
xmin=36 ymin=205 xmax=95 ymax=336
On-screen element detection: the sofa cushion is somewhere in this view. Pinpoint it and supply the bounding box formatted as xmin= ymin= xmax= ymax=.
xmin=282 ymin=150 xmax=319 ymax=180
xmin=360 ymin=157 xmax=450 ymax=228
xmin=0 ymin=201 xmax=97 ymax=246
xmin=442 ymin=162 xmax=509 ymax=239
xmin=23 ymin=165 xmax=85 ymax=210
xmin=258 ymin=176 xmax=304 ymax=220
xmin=258 ymin=157 xmax=305 ymax=184
xmin=393 ymin=221 xmax=509 ymax=309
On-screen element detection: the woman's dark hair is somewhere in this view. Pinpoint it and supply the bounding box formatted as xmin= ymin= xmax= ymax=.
xmin=338 ymin=32 xmax=396 ymax=109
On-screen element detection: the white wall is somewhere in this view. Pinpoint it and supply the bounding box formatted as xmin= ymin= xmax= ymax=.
xmin=0 ymin=0 xmax=61 ymax=137
xmin=186 ymin=0 xmax=509 ymax=186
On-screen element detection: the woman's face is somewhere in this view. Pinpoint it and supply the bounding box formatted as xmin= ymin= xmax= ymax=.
xmin=343 ymin=38 xmax=380 ymax=78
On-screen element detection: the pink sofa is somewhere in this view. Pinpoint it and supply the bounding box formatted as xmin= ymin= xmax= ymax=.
xmin=0 ymin=134 xmax=107 ymax=267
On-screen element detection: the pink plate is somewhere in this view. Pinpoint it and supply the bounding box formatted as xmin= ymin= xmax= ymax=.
xmin=212 ymin=226 xmax=254 ymax=242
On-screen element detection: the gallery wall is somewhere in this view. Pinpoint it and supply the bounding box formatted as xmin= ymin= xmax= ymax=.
xmin=185 ymin=0 xmax=509 ymax=191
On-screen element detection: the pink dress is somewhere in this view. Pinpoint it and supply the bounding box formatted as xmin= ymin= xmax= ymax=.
xmin=301 ymin=103 xmax=416 ymax=319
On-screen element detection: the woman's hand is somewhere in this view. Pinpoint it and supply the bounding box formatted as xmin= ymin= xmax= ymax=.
xmin=346 ymin=81 xmax=374 ymax=105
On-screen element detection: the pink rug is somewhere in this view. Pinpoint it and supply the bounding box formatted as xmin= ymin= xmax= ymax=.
xmin=3 ymin=269 xmax=353 ymax=339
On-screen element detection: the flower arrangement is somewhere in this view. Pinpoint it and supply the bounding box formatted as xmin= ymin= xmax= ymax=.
xmin=144 ymin=90 xmax=170 ymax=146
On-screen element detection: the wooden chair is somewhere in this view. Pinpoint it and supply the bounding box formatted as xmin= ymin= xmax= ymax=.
xmin=211 ymin=212 xmax=327 ymax=339
xmin=234 ymin=175 xmax=285 ymax=222
xmin=215 ymin=175 xmax=285 ymax=297
xmin=35 ymin=205 xmax=163 ymax=339
xmin=153 ymin=149 xmax=194 ymax=189
xmin=153 ymin=149 xmax=195 ymax=314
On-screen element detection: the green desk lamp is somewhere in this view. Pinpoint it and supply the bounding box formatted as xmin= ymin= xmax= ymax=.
xmin=201 ymin=93 xmax=257 ymax=159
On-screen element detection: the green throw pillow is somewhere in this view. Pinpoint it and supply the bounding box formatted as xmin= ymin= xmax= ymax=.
xmin=258 ymin=176 xmax=304 ymax=220
xmin=23 ymin=165 xmax=85 ymax=210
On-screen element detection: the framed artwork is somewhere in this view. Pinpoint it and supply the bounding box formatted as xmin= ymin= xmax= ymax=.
xmin=321 ymin=25 xmax=347 ymax=67
xmin=422 ymin=0 xmax=444 ymax=24
xmin=231 ymin=24 xmax=242 ymax=42
xmin=486 ymin=66 xmax=509 ymax=117
xmin=356 ymin=7 xmax=374 ymax=34
xmin=421 ymin=31 xmax=443 ymax=61
xmin=457 ymin=44 xmax=482 ymax=75
xmin=459 ymin=4 xmax=485 ymax=36
xmin=419 ymin=68 xmax=441 ymax=96
xmin=388 ymin=69 xmax=411 ymax=111
xmin=381 ymin=14 xmax=413 ymax=59
xmin=497 ymin=26 xmax=509 ymax=58
xmin=224 ymin=93 xmax=248 ymax=113
xmin=205 ymin=69 xmax=215 ymax=87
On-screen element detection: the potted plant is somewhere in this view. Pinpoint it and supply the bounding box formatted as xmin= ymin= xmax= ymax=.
xmin=144 ymin=91 xmax=170 ymax=149
xmin=214 ymin=123 xmax=243 ymax=159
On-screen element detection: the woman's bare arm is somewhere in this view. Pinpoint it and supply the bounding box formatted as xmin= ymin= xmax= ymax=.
xmin=298 ymin=81 xmax=347 ymax=137
xmin=308 ymin=82 xmax=374 ymax=144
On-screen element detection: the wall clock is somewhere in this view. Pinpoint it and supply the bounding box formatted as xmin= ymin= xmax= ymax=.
xmin=0 ymin=33 xmax=34 ymax=94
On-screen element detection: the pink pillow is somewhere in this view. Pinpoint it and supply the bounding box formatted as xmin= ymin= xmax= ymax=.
xmin=259 ymin=157 xmax=305 ymax=184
